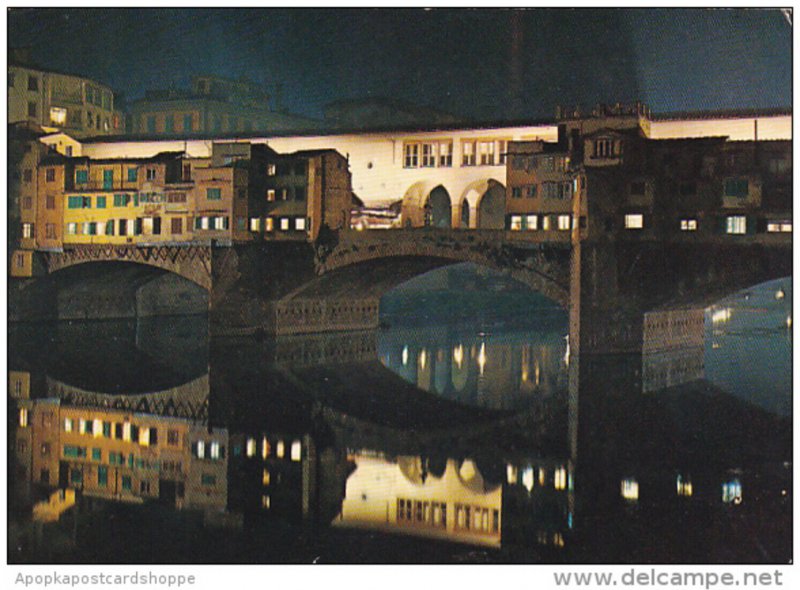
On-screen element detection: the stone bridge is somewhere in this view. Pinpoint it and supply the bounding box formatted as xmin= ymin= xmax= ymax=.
xmin=44 ymin=244 xmax=213 ymax=290
xmin=266 ymin=229 xmax=572 ymax=335
xmin=14 ymin=229 xmax=793 ymax=355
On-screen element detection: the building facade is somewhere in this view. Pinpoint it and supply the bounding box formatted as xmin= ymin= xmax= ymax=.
xmin=129 ymin=75 xmax=320 ymax=136
xmin=11 ymin=142 xmax=354 ymax=265
xmin=12 ymin=106 xmax=790 ymax=272
xmin=9 ymin=59 xmax=124 ymax=137
xmin=503 ymin=105 xmax=793 ymax=241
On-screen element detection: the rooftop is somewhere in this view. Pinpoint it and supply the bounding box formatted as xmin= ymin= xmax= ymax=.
xmin=74 ymin=106 xmax=791 ymax=144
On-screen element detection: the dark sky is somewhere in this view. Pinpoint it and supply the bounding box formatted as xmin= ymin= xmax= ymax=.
xmin=8 ymin=8 xmax=792 ymax=121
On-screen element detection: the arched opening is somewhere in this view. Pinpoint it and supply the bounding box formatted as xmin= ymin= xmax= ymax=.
xmin=460 ymin=179 xmax=506 ymax=230
xmin=401 ymin=182 xmax=453 ymax=228
xmin=476 ymin=181 xmax=506 ymax=229
xmin=42 ymin=261 xmax=208 ymax=321
xmin=425 ymin=186 xmax=452 ymax=228
xmin=377 ymin=262 xmax=568 ymax=410
xmin=460 ymin=198 xmax=470 ymax=228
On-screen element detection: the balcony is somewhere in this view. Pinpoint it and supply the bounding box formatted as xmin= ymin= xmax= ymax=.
xmin=71 ymin=181 xmax=138 ymax=192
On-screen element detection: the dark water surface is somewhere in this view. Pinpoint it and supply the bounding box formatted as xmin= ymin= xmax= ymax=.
xmin=7 ymin=268 xmax=792 ymax=564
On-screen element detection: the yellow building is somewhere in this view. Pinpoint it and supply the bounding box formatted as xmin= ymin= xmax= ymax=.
xmin=62 ymin=152 xmax=198 ymax=246
xmin=11 ymin=390 xmax=228 ymax=513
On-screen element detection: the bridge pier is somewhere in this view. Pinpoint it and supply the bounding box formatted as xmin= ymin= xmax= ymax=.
xmin=273 ymin=298 xmax=380 ymax=336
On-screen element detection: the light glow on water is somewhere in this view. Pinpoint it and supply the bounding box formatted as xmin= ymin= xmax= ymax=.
xmin=711 ymin=308 xmax=732 ymax=324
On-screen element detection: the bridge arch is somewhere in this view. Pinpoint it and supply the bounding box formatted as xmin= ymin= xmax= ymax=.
xmin=44 ymin=245 xmax=213 ymax=291
xmin=401 ymin=182 xmax=453 ymax=229
xmin=459 ymin=179 xmax=506 ymax=229
xmin=298 ymin=231 xmax=570 ymax=310
xmin=41 ymin=259 xmax=209 ymax=321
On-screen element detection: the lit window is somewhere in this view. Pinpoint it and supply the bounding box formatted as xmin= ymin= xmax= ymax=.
xmin=262 ymin=494 xmax=271 ymax=509
xmin=250 ymin=218 xmax=261 ymax=232
xmin=262 ymin=468 xmax=271 ymax=486
xmin=246 ymin=438 xmax=256 ymax=458
xmin=262 ymin=437 xmax=270 ymax=459
xmin=462 ymin=141 xmax=476 ymax=166
xmin=506 ymin=465 xmax=518 ymax=485
xmin=557 ymin=215 xmax=571 ymax=231
xmin=680 ymin=218 xmax=697 ymax=231
xmin=122 ymin=422 xmax=131 ymax=442
xmin=210 ymin=441 xmax=221 ymax=459
xmin=19 ymin=408 xmax=28 ymax=428
xmin=22 ymin=223 xmax=33 ymax=239
xmin=542 ymin=216 xmax=551 ymax=231
xmin=139 ymin=427 xmax=150 ymax=446
xmin=276 ymin=440 xmax=285 ymax=459
xmin=295 ymin=217 xmax=306 ymax=231
xmin=421 ymin=143 xmax=436 ymax=167
xmin=66 ymin=222 xmax=77 ymax=235
xmin=521 ymin=467 xmax=534 ymax=492
xmin=196 ymin=440 xmax=205 ymax=459
xmin=267 ymin=164 xmax=276 ymax=176
xmin=267 ymin=189 xmax=275 ymax=201
xmin=79 ymin=419 xmax=88 ymax=434
xmin=624 ymin=214 xmax=644 ymax=229
xmin=290 ymin=440 xmax=302 ymax=462
xmin=594 ymin=138 xmax=615 ymax=158
xmin=725 ymin=216 xmax=746 ymax=235
xmin=265 ymin=218 xmax=274 ymax=232
xmin=677 ymin=475 xmax=693 ymax=497
xmin=767 ymin=221 xmax=792 ymax=233
xmin=621 ymin=478 xmax=639 ymax=501
xmin=280 ymin=218 xmax=290 ymax=231
xmin=510 ymin=215 xmax=523 ymax=231
xmin=526 ymin=215 xmax=538 ymax=230
xmin=722 ymin=478 xmax=743 ymax=504
xmin=213 ymin=216 xmax=228 ymax=230
xmin=478 ymin=141 xmax=495 ymax=165
xmin=50 ymin=107 xmax=67 ymax=125
xmin=438 ymin=142 xmax=453 ymax=167
xmin=93 ymin=419 xmax=103 ymax=439
xmin=64 ymin=418 xmax=73 ymax=432
xmin=403 ymin=143 xmax=419 ymax=168
xmin=554 ymin=466 xmax=567 ymax=490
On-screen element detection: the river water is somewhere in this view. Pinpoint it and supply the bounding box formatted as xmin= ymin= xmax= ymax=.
xmin=7 ymin=266 xmax=791 ymax=564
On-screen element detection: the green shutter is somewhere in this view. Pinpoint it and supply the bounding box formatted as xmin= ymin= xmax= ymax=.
xmin=128 ymin=168 xmax=137 ymax=182
xmin=96 ymin=196 xmax=106 ymax=209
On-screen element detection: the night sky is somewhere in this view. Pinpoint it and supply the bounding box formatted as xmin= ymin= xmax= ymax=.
xmin=7 ymin=8 xmax=792 ymax=122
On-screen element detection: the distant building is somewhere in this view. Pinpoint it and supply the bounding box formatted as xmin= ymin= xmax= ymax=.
xmin=324 ymin=97 xmax=464 ymax=131
xmin=8 ymin=50 xmax=125 ymax=137
xmin=129 ymin=75 xmax=321 ymax=136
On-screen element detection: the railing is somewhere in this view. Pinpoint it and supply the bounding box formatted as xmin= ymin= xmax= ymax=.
xmin=71 ymin=182 xmax=138 ymax=192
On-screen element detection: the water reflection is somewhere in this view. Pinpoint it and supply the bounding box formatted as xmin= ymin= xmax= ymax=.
xmin=704 ymin=278 xmax=792 ymax=417
xmin=378 ymin=325 xmax=569 ymax=410
xmin=6 ymin=278 xmax=793 ymax=564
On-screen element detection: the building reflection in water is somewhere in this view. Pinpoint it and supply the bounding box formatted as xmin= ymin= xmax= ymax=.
xmin=378 ymin=325 xmax=569 ymax=410
xmin=7 ymin=281 xmax=792 ymax=563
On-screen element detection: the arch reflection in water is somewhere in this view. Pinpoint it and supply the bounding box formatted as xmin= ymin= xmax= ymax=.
xmin=378 ymin=325 xmax=568 ymax=409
